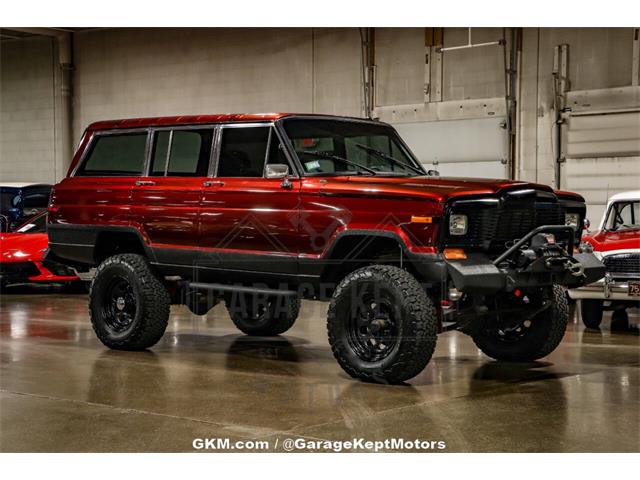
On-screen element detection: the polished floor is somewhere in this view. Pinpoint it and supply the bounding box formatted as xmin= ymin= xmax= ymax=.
xmin=1 ymin=286 xmax=638 ymax=452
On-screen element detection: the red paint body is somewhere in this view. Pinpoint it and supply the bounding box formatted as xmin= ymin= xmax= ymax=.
xmin=583 ymin=228 xmax=640 ymax=253
xmin=0 ymin=213 xmax=78 ymax=284
xmin=50 ymin=114 xmax=585 ymax=262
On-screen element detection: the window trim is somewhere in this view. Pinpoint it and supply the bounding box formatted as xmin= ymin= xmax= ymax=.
xmin=71 ymin=128 xmax=152 ymax=178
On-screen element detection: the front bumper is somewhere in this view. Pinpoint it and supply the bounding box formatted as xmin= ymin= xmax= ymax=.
xmin=442 ymin=225 xmax=605 ymax=294
xmin=568 ymin=274 xmax=640 ymax=301
xmin=445 ymin=252 xmax=605 ymax=293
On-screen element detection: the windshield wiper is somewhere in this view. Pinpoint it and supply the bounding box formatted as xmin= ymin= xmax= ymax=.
xmin=300 ymin=150 xmax=377 ymax=175
xmin=354 ymin=143 xmax=425 ymax=176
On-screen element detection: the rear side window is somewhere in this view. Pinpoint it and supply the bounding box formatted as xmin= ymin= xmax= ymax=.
xmin=76 ymin=132 xmax=148 ymax=176
xmin=150 ymin=129 xmax=213 ymax=177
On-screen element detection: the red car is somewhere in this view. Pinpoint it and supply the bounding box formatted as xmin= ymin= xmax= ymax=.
xmin=0 ymin=211 xmax=78 ymax=288
xmin=569 ymin=191 xmax=640 ymax=329
xmin=46 ymin=113 xmax=604 ymax=383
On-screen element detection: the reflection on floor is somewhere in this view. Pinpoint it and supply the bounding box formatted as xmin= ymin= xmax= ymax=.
xmin=1 ymin=286 xmax=638 ymax=452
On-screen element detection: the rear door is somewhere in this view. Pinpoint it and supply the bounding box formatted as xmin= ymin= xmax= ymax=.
xmin=130 ymin=127 xmax=214 ymax=260
xmin=198 ymin=124 xmax=301 ymax=275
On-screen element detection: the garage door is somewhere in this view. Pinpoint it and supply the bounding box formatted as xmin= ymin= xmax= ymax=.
xmin=393 ymin=116 xmax=509 ymax=178
xmin=561 ymin=109 xmax=640 ymax=222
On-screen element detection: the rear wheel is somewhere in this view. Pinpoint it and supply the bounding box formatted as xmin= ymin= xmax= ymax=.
xmin=90 ymin=254 xmax=170 ymax=350
xmin=610 ymin=309 xmax=630 ymax=331
xmin=472 ymin=285 xmax=569 ymax=362
xmin=327 ymin=265 xmax=437 ymax=384
xmin=226 ymin=293 xmax=300 ymax=336
xmin=581 ymin=299 xmax=604 ymax=329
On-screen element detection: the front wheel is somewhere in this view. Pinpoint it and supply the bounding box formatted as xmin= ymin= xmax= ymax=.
xmin=90 ymin=254 xmax=170 ymax=350
xmin=472 ymin=285 xmax=569 ymax=362
xmin=327 ymin=265 xmax=438 ymax=384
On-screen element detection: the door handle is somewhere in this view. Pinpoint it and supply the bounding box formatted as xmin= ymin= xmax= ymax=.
xmin=203 ymin=181 xmax=225 ymax=187
xmin=135 ymin=180 xmax=156 ymax=186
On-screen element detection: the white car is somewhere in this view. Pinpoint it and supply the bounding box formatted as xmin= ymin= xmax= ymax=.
xmin=569 ymin=191 xmax=640 ymax=329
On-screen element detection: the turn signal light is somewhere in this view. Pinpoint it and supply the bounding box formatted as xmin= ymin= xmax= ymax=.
xmin=444 ymin=248 xmax=467 ymax=260
xmin=411 ymin=216 xmax=433 ymax=223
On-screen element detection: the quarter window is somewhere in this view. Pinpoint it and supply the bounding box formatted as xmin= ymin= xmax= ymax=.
xmin=76 ymin=132 xmax=148 ymax=176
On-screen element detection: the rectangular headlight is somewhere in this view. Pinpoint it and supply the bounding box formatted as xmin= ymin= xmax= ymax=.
xmin=449 ymin=214 xmax=468 ymax=236
xmin=565 ymin=213 xmax=579 ymax=227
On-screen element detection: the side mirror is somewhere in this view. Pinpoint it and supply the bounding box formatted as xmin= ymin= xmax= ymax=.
xmin=583 ymin=218 xmax=591 ymax=231
xmin=265 ymin=164 xmax=289 ymax=179
xmin=427 ymin=169 xmax=440 ymax=176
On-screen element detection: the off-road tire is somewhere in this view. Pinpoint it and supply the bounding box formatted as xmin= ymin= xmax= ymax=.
xmin=472 ymin=284 xmax=569 ymax=362
xmin=327 ymin=265 xmax=438 ymax=384
xmin=226 ymin=293 xmax=300 ymax=336
xmin=581 ymin=299 xmax=604 ymax=329
xmin=90 ymin=254 xmax=170 ymax=350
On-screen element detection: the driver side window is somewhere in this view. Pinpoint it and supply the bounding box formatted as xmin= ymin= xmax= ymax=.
xmin=217 ymin=127 xmax=288 ymax=177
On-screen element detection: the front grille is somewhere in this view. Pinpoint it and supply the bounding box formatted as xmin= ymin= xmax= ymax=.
xmin=0 ymin=262 xmax=39 ymax=278
xmin=603 ymin=253 xmax=640 ymax=276
xmin=445 ymin=192 xmax=572 ymax=253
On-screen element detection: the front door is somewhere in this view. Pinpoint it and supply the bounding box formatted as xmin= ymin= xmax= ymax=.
xmin=198 ymin=124 xmax=301 ymax=277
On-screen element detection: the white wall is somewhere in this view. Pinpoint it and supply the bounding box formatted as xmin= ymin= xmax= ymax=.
xmin=0 ymin=26 xmax=638 ymax=209
xmin=73 ymin=28 xmax=362 ymax=144
xmin=0 ymin=36 xmax=56 ymax=183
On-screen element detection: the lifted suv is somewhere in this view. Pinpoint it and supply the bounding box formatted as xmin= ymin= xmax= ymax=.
xmin=47 ymin=114 xmax=605 ymax=383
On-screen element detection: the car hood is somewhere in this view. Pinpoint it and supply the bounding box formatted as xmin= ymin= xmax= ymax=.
xmin=0 ymin=233 xmax=48 ymax=262
xmin=583 ymin=228 xmax=640 ymax=254
xmin=314 ymin=175 xmax=575 ymax=202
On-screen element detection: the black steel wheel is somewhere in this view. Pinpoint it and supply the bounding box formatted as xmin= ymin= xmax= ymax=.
xmin=345 ymin=289 xmax=399 ymax=363
xmin=102 ymin=276 xmax=137 ymax=333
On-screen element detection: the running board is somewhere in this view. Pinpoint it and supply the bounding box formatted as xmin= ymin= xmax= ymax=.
xmin=187 ymin=281 xmax=298 ymax=297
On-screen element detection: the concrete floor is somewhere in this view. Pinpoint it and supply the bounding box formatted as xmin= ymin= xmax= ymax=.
xmin=1 ymin=287 xmax=638 ymax=453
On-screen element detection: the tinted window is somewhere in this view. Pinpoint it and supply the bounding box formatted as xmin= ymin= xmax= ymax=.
xmin=76 ymin=133 xmax=148 ymax=176
xmin=23 ymin=191 xmax=50 ymax=209
xmin=151 ymin=131 xmax=171 ymax=175
xmin=150 ymin=129 xmax=212 ymax=177
xmin=267 ymin=130 xmax=288 ymax=167
xmin=217 ymin=127 xmax=270 ymax=177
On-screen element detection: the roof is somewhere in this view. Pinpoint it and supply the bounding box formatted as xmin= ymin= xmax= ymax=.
xmin=87 ymin=113 xmax=296 ymax=130
xmin=607 ymin=191 xmax=640 ymax=203
xmin=85 ymin=113 xmax=381 ymax=131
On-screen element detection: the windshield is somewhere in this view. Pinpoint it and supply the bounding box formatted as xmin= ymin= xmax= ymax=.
xmin=281 ymin=118 xmax=425 ymax=177
xmin=605 ymin=201 xmax=640 ymax=231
